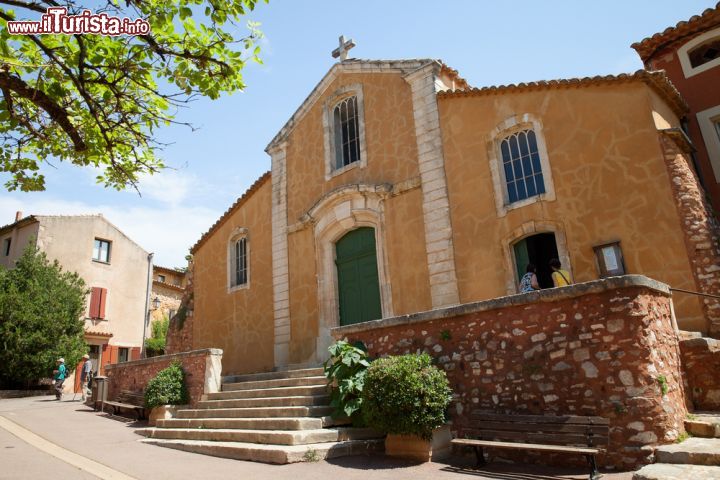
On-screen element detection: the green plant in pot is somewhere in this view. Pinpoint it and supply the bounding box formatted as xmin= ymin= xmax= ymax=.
xmin=362 ymin=353 xmax=453 ymax=461
xmin=144 ymin=361 xmax=189 ymax=426
xmin=323 ymin=340 xmax=370 ymax=426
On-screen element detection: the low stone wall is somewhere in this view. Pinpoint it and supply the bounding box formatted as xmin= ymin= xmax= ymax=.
xmin=105 ymin=348 xmax=222 ymax=407
xmin=332 ymin=275 xmax=687 ymax=469
xmin=0 ymin=389 xmax=52 ymax=399
xmin=680 ymin=336 xmax=720 ymax=410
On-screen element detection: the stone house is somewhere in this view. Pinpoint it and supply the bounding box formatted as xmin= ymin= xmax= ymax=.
xmin=183 ymin=53 xmax=720 ymax=377
xmin=151 ymin=265 xmax=187 ymax=325
xmin=633 ymin=3 xmax=720 ymax=214
xmin=0 ymin=213 xmax=152 ymax=387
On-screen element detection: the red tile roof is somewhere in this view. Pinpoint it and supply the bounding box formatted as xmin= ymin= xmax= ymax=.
xmin=631 ymin=3 xmax=720 ymax=61
xmin=190 ymin=171 xmax=271 ymax=254
xmin=437 ymin=69 xmax=688 ymax=117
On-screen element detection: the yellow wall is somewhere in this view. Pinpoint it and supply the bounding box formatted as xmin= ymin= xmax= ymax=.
xmin=192 ymin=179 xmax=275 ymax=375
xmin=439 ymin=82 xmax=705 ymax=329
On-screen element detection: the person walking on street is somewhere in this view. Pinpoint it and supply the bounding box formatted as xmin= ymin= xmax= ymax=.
xmin=53 ymin=358 xmax=67 ymax=401
xmin=80 ymin=354 xmax=92 ymax=401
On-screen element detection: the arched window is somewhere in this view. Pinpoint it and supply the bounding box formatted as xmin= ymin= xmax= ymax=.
xmin=500 ymin=129 xmax=546 ymax=203
xmin=333 ymin=96 xmax=361 ymax=169
xmin=688 ymin=36 xmax=720 ymax=69
xmin=228 ymin=230 xmax=249 ymax=290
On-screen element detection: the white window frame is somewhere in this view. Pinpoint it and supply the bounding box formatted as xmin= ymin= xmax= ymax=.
xmin=697 ymin=104 xmax=720 ymax=183
xmin=227 ymin=227 xmax=250 ymax=292
xmin=487 ymin=114 xmax=556 ymax=217
xmin=678 ymin=27 xmax=720 ymax=78
xmin=92 ymin=238 xmax=111 ymax=264
xmin=322 ymin=84 xmax=367 ymax=180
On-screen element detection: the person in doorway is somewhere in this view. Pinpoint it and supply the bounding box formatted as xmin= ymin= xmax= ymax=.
xmin=550 ymin=258 xmax=572 ymax=287
xmin=519 ymin=264 xmax=540 ymax=293
xmin=53 ymin=358 xmax=67 ymax=400
xmin=80 ymin=354 xmax=92 ymax=401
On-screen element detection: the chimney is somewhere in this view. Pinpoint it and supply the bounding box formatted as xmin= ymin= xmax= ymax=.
xmin=14 ymin=211 xmax=22 ymax=222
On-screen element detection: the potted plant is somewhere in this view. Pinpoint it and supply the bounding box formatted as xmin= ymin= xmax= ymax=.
xmin=144 ymin=361 xmax=189 ymax=426
xmin=362 ymin=353 xmax=453 ymax=462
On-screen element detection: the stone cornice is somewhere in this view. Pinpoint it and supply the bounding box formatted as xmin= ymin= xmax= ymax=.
xmin=104 ymin=348 xmax=222 ymax=370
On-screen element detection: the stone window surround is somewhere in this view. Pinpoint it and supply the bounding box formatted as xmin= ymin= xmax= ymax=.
xmin=502 ymin=220 xmax=572 ymax=295
xmin=697 ymin=104 xmax=720 ymax=183
xmin=226 ymin=226 xmax=249 ymax=293
xmin=322 ymin=84 xmax=368 ymax=180
xmin=304 ymin=185 xmax=394 ymax=364
xmin=678 ymin=26 xmax=720 ymax=78
xmin=488 ymin=114 xmax=556 ymax=218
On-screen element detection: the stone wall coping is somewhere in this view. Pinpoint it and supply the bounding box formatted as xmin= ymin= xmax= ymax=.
xmin=681 ymin=337 xmax=720 ymax=350
xmin=332 ymin=275 xmax=670 ymax=337
xmin=105 ymin=348 xmax=223 ymax=371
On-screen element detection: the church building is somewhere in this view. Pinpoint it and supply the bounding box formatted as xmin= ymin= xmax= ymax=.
xmin=186 ymin=39 xmax=720 ymax=376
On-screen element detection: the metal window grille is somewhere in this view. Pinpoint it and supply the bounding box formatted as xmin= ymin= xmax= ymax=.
xmin=234 ymin=238 xmax=248 ymax=286
xmin=500 ymin=129 xmax=546 ymax=204
xmin=333 ymin=96 xmax=361 ymax=169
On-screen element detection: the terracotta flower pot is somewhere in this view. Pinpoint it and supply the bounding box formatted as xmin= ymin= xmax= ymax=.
xmin=148 ymin=404 xmax=189 ymax=426
xmin=384 ymin=424 xmax=452 ymax=462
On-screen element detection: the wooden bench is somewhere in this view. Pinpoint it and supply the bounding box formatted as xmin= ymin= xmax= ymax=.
xmin=452 ymin=413 xmax=609 ymax=480
xmin=103 ymin=390 xmax=146 ymax=420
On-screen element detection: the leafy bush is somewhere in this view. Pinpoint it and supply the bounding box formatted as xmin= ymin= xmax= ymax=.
xmin=144 ymin=361 xmax=188 ymax=409
xmin=323 ymin=340 xmax=371 ymax=425
xmin=362 ymin=353 xmax=452 ymax=440
xmin=145 ymin=317 xmax=169 ymax=357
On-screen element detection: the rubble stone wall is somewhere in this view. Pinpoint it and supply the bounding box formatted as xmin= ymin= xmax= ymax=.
xmin=333 ymin=275 xmax=687 ymax=469
xmin=680 ymin=336 xmax=720 ymax=410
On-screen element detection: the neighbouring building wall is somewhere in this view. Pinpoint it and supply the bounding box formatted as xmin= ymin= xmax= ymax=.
xmin=333 ymin=276 xmax=688 ymax=469
xmin=151 ymin=282 xmax=184 ymax=324
xmin=0 ymin=220 xmax=40 ymax=269
xmin=35 ymin=216 xmax=149 ymax=357
xmin=439 ymin=81 xmax=707 ymax=332
xmin=191 ymin=179 xmax=274 ymax=376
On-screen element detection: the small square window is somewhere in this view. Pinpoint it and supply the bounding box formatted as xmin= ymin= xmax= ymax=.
xmin=158 ymin=274 xmax=166 ymax=283
xmin=714 ymin=119 xmax=720 ymax=142
xmin=118 ymin=347 xmax=129 ymax=363
xmin=93 ymin=239 xmax=111 ymax=263
xmin=3 ymin=238 xmax=10 ymax=256
xmin=593 ymin=242 xmax=626 ymax=277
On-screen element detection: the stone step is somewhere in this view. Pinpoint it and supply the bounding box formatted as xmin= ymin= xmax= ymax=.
xmin=197 ymin=395 xmax=330 ymax=410
xmin=222 ymin=367 xmax=324 ymax=384
xmin=177 ymin=405 xmax=333 ymax=420
xmin=157 ymin=416 xmax=324 ymax=430
xmin=137 ymin=426 xmax=381 ymax=446
xmin=139 ymin=438 xmax=384 ymax=464
xmin=222 ymin=376 xmax=327 ymax=391
xmin=685 ymin=413 xmax=720 ymax=438
xmin=138 ymin=427 xmax=340 ymax=445
xmin=654 ymin=437 xmax=720 ymax=465
xmin=207 ymin=385 xmax=328 ymax=400
xmin=633 ymin=464 xmax=720 ymax=480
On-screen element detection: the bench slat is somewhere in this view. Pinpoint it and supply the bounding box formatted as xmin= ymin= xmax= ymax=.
xmin=466 ymin=429 xmax=607 ymax=446
xmin=469 ymin=421 xmax=609 ymax=435
xmin=470 ymin=413 xmax=609 ymax=425
xmin=452 ymin=438 xmax=599 ymax=455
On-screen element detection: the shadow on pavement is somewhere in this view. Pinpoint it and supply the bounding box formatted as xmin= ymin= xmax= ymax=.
xmin=325 ymin=454 xmax=426 ymax=470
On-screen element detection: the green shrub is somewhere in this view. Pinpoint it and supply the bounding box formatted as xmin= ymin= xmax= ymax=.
xmin=362 ymin=353 xmax=452 ymax=440
xmin=144 ymin=361 xmax=188 ymax=409
xmin=323 ymin=340 xmax=370 ymax=425
xmin=145 ymin=317 xmax=169 ymax=357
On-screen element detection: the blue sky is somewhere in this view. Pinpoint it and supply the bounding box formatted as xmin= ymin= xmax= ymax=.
xmin=0 ymin=0 xmax=714 ymax=267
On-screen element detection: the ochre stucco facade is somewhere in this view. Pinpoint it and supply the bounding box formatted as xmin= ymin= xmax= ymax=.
xmin=188 ymin=59 xmax=720 ymax=375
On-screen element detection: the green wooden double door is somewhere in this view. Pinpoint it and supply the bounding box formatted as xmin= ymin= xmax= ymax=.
xmin=335 ymin=227 xmax=382 ymax=326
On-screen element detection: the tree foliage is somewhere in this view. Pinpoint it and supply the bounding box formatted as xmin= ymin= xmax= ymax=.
xmin=0 ymin=242 xmax=87 ymax=387
xmin=145 ymin=315 xmax=169 ymax=357
xmin=323 ymin=340 xmax=370 ymax=425
xmin=0 ymin=0 xmax=267 ymax=192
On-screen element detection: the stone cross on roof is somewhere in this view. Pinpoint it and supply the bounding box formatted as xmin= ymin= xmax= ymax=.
xmin=331 ymin=35 xmax=356 ymax=61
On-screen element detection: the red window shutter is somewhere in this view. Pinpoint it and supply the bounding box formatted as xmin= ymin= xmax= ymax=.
xmin=89 ymin=287 xmax=101 ymax=318
xmin=98 ymin=288 xmax=107 ymax=320
xmin=130 ymin=347 xmax=141 ymax=361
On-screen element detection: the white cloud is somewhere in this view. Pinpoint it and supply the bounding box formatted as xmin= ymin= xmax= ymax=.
xmin=135 ymin=169 xmax=194 ymax=207
xmin=0 ymin=196 xmax=220 ymax=268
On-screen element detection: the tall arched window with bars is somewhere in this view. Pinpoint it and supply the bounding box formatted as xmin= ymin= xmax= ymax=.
xmin=231 ymin=237 xmax=248 ymax=287
xmin=333 ymin=96 xmax=361 ymax=169
xmin=500 ymin=129 xmax=546 ymax=204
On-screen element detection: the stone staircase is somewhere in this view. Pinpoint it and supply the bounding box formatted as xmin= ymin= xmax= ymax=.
xmin=633 ymin=413 xmax=720 ymax=479
xmin=137 ymin=367 xmax=383 ymax=464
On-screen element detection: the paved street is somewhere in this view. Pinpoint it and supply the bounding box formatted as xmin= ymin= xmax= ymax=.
xmin=0 ymin=396 xmax=633 ymax=480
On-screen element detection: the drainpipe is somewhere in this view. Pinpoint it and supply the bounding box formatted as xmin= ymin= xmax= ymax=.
xmin=141 ymin=252 xmax=154 ymax=359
